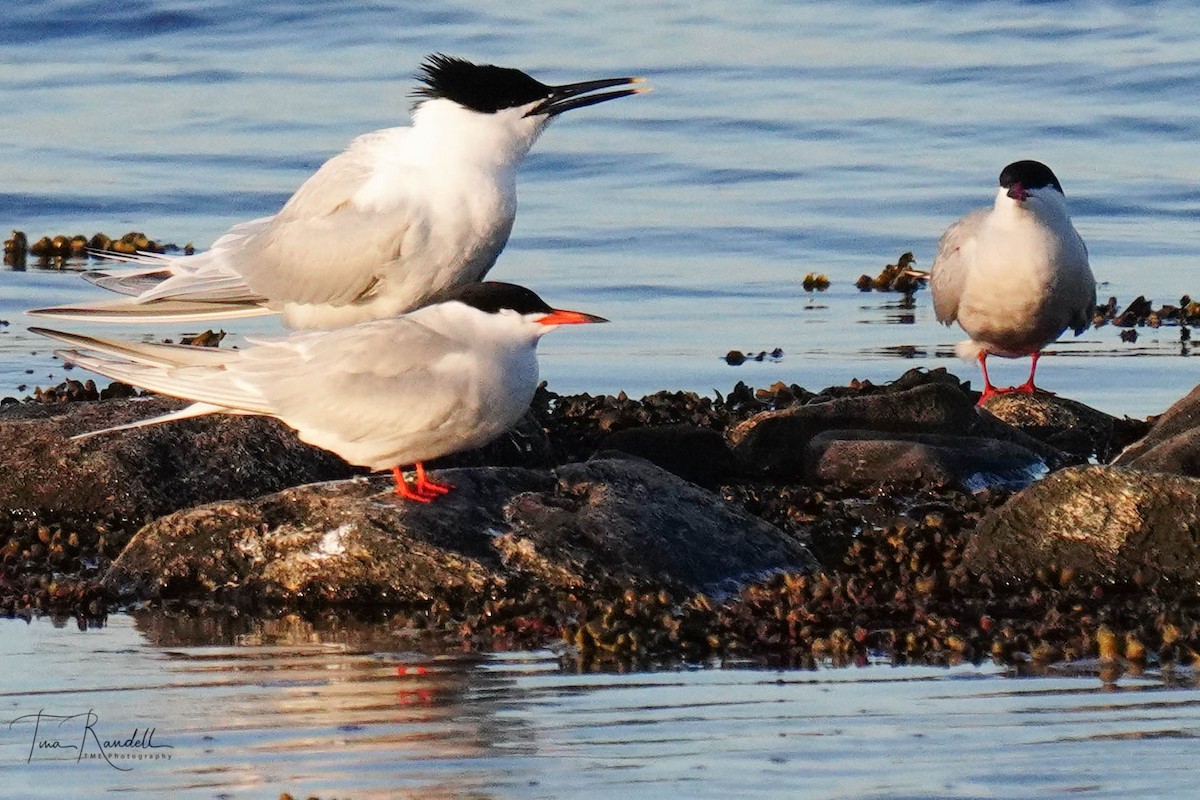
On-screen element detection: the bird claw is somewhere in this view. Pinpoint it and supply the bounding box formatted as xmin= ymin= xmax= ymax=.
xmin=976 ymin=382 xmax=1053 ymax=406
xmin=391 ymin=464 xmax=456 ymax=502
xmin=414 ymin=477 xmax=454 ymax=497
xmin=393 ymin=481 xmax=437 ymax=503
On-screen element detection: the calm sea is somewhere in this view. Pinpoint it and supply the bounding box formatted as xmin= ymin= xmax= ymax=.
xmin=4 ymin=2 xmax=1200 ymax=795
xmin=3 ymin=0 xmax=1200 ymax=416
xmin=4 ymin=613 xmax=1200 ymax=800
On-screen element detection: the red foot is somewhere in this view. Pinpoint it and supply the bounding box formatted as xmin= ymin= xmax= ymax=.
xmin=391 ymin=464 xmax=455 ymax=503
xmin=1011 ymin=380 xmax=1054 ymax=396
xmin=975 ymin=350 xmax=1052 ymax=406
xmin=413 ymin=462 xmax=454 ymax=497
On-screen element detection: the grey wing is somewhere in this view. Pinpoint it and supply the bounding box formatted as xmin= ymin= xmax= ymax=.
xmin=225 ymin=129 xmax=427 ymax=307
xmin=1066 ymin=229 xmax=1096 ymax=335
xmin=233 ymin=318 xmax=472 ymax=459
xmin=929 ymin=208 xmax=987 ymax=324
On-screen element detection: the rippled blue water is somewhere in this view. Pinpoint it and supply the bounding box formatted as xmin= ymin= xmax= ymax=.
xmin=4 ymin=613 xmax=1200 ymax=799
xmin=2 ymin=0 xmax=1199 ymax=415
xmin=4 ymin=4 xmax=1200 ymax=794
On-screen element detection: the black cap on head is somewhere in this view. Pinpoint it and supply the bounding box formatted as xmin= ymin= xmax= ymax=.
xmin=443 ymin=281 xmax=554 ymax=315
xmin=414 ymin=54 xmax=550 ymax=113
xmin=999 ymin=160 xmax=1064 ymax=194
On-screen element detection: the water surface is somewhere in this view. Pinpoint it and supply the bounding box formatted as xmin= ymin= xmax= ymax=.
xmin=3 ymin=613 xmax=1200 ymax=799
xmin=4 ymin=4 xmax=1200 ymax=794
xmin=3 ymin=0 xmax=1200 ymax=416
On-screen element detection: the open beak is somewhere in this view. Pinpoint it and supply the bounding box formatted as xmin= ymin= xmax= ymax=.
xmin=527 ymin=76 xmax=648 ymax=117
xmin=537 ymin=309 xmax=609 ymax=326
xmin=1006 ymin=183 xmax=1028 ymax=202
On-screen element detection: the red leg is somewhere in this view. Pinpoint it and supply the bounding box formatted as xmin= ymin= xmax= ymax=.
xmin=413 ymin=462 xmax=454 ymax=497
xmin=976 ymin=351 xmax=1001 ymax=405
xmin=1013 ymin=351 xmax=1054 ymax=395
xmin=391 ymin=466 xmax=435 ymax=503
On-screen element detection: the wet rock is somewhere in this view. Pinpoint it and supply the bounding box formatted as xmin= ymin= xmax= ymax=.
xmin=429 ymin=411 xmax=555 ymax=471
xmin=729 ymin=378 xmax=1073 ymax=479
xmin=805 ymin=430 xmax=1046 ymax=490
xmin=723 ymin=348 xmax=783 ymax=366
xmin=4 ymin=230 xmax=27 ymax=268
xmin=104 ymin=459 xmax=816 ymax=603
xmin=598 ymin=424 xmax=736 ymax=488
xmin=0 ymin=396 xmax=357 ymax=521
xmin=179 ymin=330 xmax=225 ymax=347
xmin=511 ymin=459 xmax=810 ymax=591
xmin=980 ymin=391 xmax=1149 ymax=462
xmin=1112 ymin=383 xmax=1200 ymax=476
xmin=0 ymin=397 xmax=557 ymax=522
xmin=855 ymin=251 xmax=925 ymax=293
xmin=965 ymin=466 xmax=1200 ymax=583
xmin=802 ymin=273 xmax=830 ymax=291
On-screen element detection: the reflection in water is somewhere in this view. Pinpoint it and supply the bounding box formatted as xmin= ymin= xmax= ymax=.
xmin=132 ymin=612 xmax=540 ymax=799
xmin=5 ymin=613 xmax=1200 ymax=799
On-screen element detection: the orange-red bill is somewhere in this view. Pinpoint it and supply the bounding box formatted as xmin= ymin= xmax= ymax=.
xmin=538 ymin=309 xmax=608 ymax=326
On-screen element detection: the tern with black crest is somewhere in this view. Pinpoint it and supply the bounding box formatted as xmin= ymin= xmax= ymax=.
xmin=30 ymin=55 xmax=646 ymax=329
xmin=930 ymin=160 xmax=1096 ymax=404
xmin=31 ymin=282 xmax=606 ymax=502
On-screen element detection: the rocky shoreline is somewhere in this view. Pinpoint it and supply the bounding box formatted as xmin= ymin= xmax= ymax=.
xmin=4 ymin=367 xmax=1200 ymax=671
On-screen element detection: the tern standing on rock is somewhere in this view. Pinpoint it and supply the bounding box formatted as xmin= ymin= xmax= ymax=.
xmin=31 ymin=282 xmax=606 ymax=503
xmin=930 ymin=160 xmax=1096 ymax=404
xmin=31 ymin=55 xmax=646 ymax=329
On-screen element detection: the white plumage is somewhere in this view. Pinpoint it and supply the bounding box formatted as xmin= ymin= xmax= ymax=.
xmin=29 ymin=55 xmax=645 ymax=329
xmin=930 ymin=160 xmax=1095 ymax=401
xmin=32 ymin=282 xmax=606 ymax=502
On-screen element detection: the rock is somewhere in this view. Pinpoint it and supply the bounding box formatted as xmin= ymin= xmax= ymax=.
xmin=964 ymin=466 xmax=1200 ymax=583
xmin=104 ymin=459 xmax=815 ymax=603
xmin=429 ymin=411 xmax=554 ymax=470
xmin=729 ymin=381 xmax=1073 ymax=479
xmin=1112 ymin=383 xmax=1200 ymax=476
xmin=597 ymin=424 xmax=736 ymax=488
xmin=0 ymin=397 xmax=356 ymax=521
xmin=1113 ymin=427 xmax=1200 ymax=477
xmin=509 ymin=459 xmax=809 ymax=592
xmin=0 ymin=398 xmax=555 ymax=522
xmin=980 ymin=391 xmax=1148 ymax=461
xmin=805 ymin=430 xmax=1046 ymax=490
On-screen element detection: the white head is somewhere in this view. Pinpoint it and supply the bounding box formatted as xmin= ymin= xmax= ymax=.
xmin=409 ymin=54 xmax=646 ymax=167
xmin=993 ymin=159 xmax=1072 ymax=221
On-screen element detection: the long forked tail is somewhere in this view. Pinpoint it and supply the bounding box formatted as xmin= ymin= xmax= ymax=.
xmin=30 ymin=326 xmax=274 ymax=415
xmin=34 ymin=217 xmax=278 ymax=322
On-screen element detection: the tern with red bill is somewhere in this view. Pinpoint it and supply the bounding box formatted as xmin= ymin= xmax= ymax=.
xmin=930 ymin=160 xmax=1096 ymax=404
xmin=31 ymin=282 xmax=606 ymax=502
xmin=29 ymin=55 xmax=646 ymax=329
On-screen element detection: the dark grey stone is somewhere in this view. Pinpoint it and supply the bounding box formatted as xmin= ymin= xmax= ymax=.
xmin=1112 ymin=383 xmax=1200 ymax=476
xmin=598 ymin=424 xmax=735 ymax=488
xmin=964 ymin=465 xmax=1200 ymax=583
xmin=805 ymin=430 xmax=1046 ymax=490
xmin=729 ymin=382 xmax=1072 ymax=479
xmin=104 ymin=458 xmax=815 ymax=603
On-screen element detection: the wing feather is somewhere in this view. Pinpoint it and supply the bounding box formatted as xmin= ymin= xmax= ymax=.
xmin=929 ymin=208 xmax=987 ymax=325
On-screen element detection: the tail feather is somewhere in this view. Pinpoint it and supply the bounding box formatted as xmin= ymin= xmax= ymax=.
xmin=85 ymin=249 xmax=173 ymax=266
xmin=28 ymin=327 xmax=233 ymax=368
xmin=82 ymin=267 xmax=175 ymax=296
xmin=27 ymin=327 xmax=273 ymax=415
xmin=134 ymin=272 xmax=265 ymax=304
xmin=72 ymin=402 xmax=230 ymax=440
xmin=54 ymin=347 xmax=272 ymax=414
xmin=955 ymin=340 xmax=986 ymax=361
xmin=26 ymin=298 xmax=276 ymax=323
